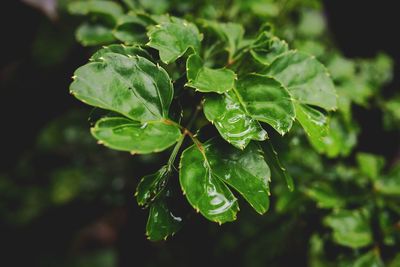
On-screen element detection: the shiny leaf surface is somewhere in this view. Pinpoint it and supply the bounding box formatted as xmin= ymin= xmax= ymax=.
xmin=204 ymin=92 xmax=268 ymax=149
xmin=70 ymin=53 xmax=173 ymax=122
xmin=91 ymin=117 xmax=181 ymax=154
xmin=136 ymin=165 xmax=170 ymax=207
xmin=186 ymin=54 xmax=236 ymax=94
xmin=236 ymin=74 xmax=295 ymax=135
xmin=146 ymin=199 xmax=182 ymax=241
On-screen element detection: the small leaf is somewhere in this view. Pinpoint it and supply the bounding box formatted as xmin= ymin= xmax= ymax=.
xmin=76 ymin=23 xmax=115 ymax=46
xmin=204 ymin=92 xmax=268 ymax=149
xmin=186 ymin=54 xmax=236 ymax=94
xmin=147 ymin=17 xmax=202 ymax=64
xmin=265 ymin=51 xmax=337 ymax=111
xmin=294 ymin=102 xmax=329 ymax=150
xmin=136 ymin=165 xmax=170 ymax=207
xmin=70 ymin=52 xmax=173 ymax=122
xmin=324 ymin=209 xmax=373 ymax=249
xmin=353 ymin=250 xmax=384 ymax=267
xmin=90 ymin=44 xmax=151 ymax=61
xmin=179 ymin=139 xmax=270 ymax=222
xmin=68 ymin=0 xmax=123 ymax=23
xmin=91 ymin=117 xmax=181 ymax=154
xmin=374 ymin=164 xmax=400 ymax=196
xmin=304 ymin=182 xmax=344 ymax=208
xmin=146 ymin=199 xmax=182 ymax=241
xmin=356 ymin=152 xmax=385 ymax=180
xmin=236 ymin=74 xmax=295 ymax=135
xmin=250 ymin=32 xmax=289 ymax=65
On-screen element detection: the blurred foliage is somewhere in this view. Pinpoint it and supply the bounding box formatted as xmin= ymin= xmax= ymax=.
xmin=2 ymin=0 xmax=399 ymax=266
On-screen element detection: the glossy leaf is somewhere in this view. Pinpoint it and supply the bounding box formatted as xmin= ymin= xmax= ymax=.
xmin=236 ymin=74 xmax=295 ymax=135
xmin=147 ymin=17 xmax=202 ymax=64
xmin=250 ymin=32 xmax=289 ymax=65
xmin=90 ymin=44 xmax=151 ymax=61
xmin=265 ymin=51 xmax=337 ymax=111
xmin=75 ymin=23 xmax=115 ymax=46
xmin=324 ymin=209 xmax=373 ymax=249
xmin=136 ymin=165 xmax=170 ymax=207
xmin=294 ymin=103 xmax=328 ymax=150
xmin=204 ymin=92 xmax=268 ymax=149
xmin=91 ymin=117 xmax=181 ymax=154
xmin=186 ymin=54 xmax=236 ymax=94
xmin=180 ymin=139 xmax=270 ymax=222
xmin=70 ymin=52 xmax=173 ymax=122
xmin=146 ymin=199 xmax=182 ymax=241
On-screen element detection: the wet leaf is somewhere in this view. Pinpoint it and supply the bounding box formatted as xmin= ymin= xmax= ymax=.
xmin=204 ymin=92 xmax=268 ymax=149
xmin=250 ymin=32 xmax=289 ymax=65
xmin=179 ymin=139 xmax=270 ymax=223
xmin=136 ymin=165 xmax=170 ymax=207
xmin=147 ymin=17 xmax=202 ymax=63
xmin=91 ymin=117 xmax=181 ymax=154
xmin=70 ymin=52 xmax=173 ymax=122
xmin=236 ymin=74 xmax=295 ymax=135
xmin=186 ymin=54 xmax=236 ymax=94
xmin=146 ymin=199 xmax=182 ymax=241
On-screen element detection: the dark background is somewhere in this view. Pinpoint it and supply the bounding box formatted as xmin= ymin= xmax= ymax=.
xmin=0 ymin=1 xmax=399 ymax=266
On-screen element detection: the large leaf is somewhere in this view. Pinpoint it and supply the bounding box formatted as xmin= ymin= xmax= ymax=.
xmin=204 ymin=92 xmax=268 ymax=149
xmin=136 ymin=165 xmax=170 ymax=207
xmin=147 ymin=17 xmax=202 ymax=64
xmin=179 ymin=139 xmax=270 ymax=222
xmin=146 ymin=199 xmax=182 ymax=241
xmin=324 ymin=209 xmax=373 ymax=249
xmin=265 ymin=51 xmax=337 ymax=110
xmin=91 ymin=117 xmax=181 ymax=154
xmin=236 ymin=74 xmax=295 ymax=135
xmin=70 ymin=52 xmax=173 ymax=122
xmin=250 ymin=32 xmax=289 ymax=65
xmin=186 ymin=54 xmax=236 ymax=94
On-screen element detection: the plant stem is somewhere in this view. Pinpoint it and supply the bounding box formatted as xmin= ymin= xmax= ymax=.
xmin=167 ymin=134 xmax=186 ymax=171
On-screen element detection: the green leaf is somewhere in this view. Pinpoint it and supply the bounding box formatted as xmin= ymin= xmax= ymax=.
xmin=356 ymin=152 xmax=385 ymax=180
xmin=265 ymin=51 xmax=337 ymax=111
xmin=324 ymin=209 xmax=373 ymax=249
xmin=136 ymin=165 xmax=170 ymax=207
xmin=236 ymin=74 xmax=295 ymax=135
xmin=91 ymin=117 xmax=181 ymax=154
xmin=201 ymin=21 xmax=244 ymax=60
xmin=113 ymin=14 xmax=148 ymax=44
xmin=186 ymin=54 xmax=236 ymax=93
xmin=70 ymin=52 xmax=173 ymax=122
xmin=352 ymin=250 xmax=384 ymax=267
xmin=179 ymin=139 xmax=270 ymax=222
xmin=294 ymin=102 xmax=329 ymax=150
xmin=146 ymin=199 xmax=182 ymax=241
xmin=147 ymin=17 xmax=202 ymax=64
xmin=90 ymin=44 xmax=151 ymax=61
xmin=68 ymin=0 xmax=123 ymax=23
xmin=75 ymin=23 xmax=115 ymax=46
xmin=374 ymin=164 xmax=400 ymax=196
xmin=204 ymin=92 xmax=268 ymax=149
xmin=304 ymin=182 xmax=344 ymax=208
xmin=250 ymin=32 xmax=289 ymax=65
xmin=263 ymin=141 xmax=294 ymax=191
